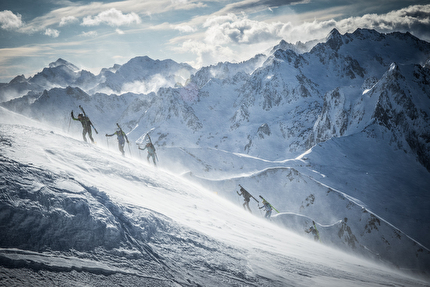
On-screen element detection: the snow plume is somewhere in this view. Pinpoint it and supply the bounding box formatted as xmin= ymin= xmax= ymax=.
xmin=121 ymin=74 xmax=169 ymax=94
xmin=0 ymin=88 xmax=30 ymax=103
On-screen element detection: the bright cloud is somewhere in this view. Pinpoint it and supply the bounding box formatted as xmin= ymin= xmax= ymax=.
xmin=44 ymin=28 xmax=60 ymax=38
xmin=81 ymin=31 xmax=98 ymax=37
xmin=174 ymin=25 xmax=196 ymax=33
xmin=0 ymin=10 xmax=23 ymax=30
xmin=204 ymin=13 xmax=282 ymax=45
xmin=173 ymin=4 xmax=430 ymax=68
xmin=81 ymin=8 xmax=141 ymax=27
xmin=336 ymin=4 xmax=430 ymax=39
xmin=59 ymin=16 xmax=79 ymax=27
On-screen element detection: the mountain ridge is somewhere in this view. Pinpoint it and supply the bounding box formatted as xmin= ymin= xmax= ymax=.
xmin=1 ymin=28 xmax=430 ymax=277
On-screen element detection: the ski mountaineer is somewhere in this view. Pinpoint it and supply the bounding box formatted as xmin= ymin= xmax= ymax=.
xmin=106 ymin=128 xmax=129 ymax=156
xmin=305 ymin=221 xmax=320 ymax=242
xmin=237 ymin=185 xmax=253 ymax=213
xmin=71 ymin=111 xmax=95 ymax=143
xmin=138 ymin=142 xmax=157 ymax=166
xmin=259 ymin=198 xmax=273 ymax=219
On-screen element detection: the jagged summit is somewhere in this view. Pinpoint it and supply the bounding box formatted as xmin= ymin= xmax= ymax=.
xmin=48 ymin=58 xmax=80 ymax=71
xmin=326 ymin=27 xmax=341 ymax=39
xmin=325 ymin=28 xmax=343 ymax=50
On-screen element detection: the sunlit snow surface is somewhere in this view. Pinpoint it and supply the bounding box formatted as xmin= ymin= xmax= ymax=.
xmin=1 ymin=108 xmax=429 ymax=286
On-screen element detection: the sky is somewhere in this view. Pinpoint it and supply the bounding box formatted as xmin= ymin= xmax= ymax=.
xmin=0 ymin=0 xmax=429 ymax=83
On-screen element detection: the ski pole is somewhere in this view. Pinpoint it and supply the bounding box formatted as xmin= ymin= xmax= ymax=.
xmin=68 ymin=116 xmax=71 ymax=133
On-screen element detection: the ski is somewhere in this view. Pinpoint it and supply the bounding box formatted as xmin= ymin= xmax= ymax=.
xmin=259 ymin=195 xmax=279 ymax=213
xmin=238 ymin=184 xmax=259 ymax=203
xmin=79 ymin=105 xmax=98 ymax=134
xmin=145 ymin=131 xmax=159 ymax=162
xmin=116 ymin=123 xmax=123 ymax=133
xmin=136 ymin=128 xmax=155 ymax=146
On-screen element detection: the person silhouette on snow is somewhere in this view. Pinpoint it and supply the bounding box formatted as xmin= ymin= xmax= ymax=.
xmin=138 ymin=142 xmax=157 ymax=165
xmin=106 ymin=128 xmax=129 ymax=156
xmin=259 ymin=198 xmax=272 ymax=219
xmin=305 ymin=221 xmax=320 ymax=241
xmin=71 ymin=111 xmax=94 ymax=143
xmin=237 ymin=186 xmax=252 ymax=213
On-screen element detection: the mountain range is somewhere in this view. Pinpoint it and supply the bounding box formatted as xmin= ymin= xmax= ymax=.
xmin=1 ymin=27 xmax=430 ymax=279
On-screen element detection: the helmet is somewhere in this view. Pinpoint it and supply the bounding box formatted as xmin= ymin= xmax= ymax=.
xmin=78 ymin=113 xmax=83 ymax=118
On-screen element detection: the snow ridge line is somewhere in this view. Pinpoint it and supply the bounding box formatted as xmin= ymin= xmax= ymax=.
xmin=309 ymin=176 xmax=430 ymax=251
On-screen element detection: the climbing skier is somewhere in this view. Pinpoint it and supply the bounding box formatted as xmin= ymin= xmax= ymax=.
xmin=138 ymin=142 xmax=157 ymax=165
xmin=237 ymin=185 xmax=253 ymax=213
xmin=259 ymin=198 xmax=273 ymax=219
xmin=106 ymin=128 xmax=129 ymax=156
xmin=305 ymin=221 xmax=320 ymax=241
xmin=71 ymin=111 xmax=94 ymax=143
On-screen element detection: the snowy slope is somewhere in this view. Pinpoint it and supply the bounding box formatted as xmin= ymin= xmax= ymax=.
xmin=1 ymin=107 xmax=429 ymax=286
xmin=1 ymin=28 xmax=430 ymax=281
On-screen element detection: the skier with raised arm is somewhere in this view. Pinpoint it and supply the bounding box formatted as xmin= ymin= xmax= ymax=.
xmin=259 ymin=198 xmax=273 ymax=219
xmin=71 ymin=110 xmax=95 ymax=143
xmin=106 ymin=128 xmax=129 ymax=156
xmin=139 ymin=142 xmax=157 ymax=165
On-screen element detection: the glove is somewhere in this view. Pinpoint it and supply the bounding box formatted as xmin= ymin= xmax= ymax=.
xmin=71 ymin=111 xmax=74 ymax=118
xmin=105 ymin=134 xmax=108 ymax=137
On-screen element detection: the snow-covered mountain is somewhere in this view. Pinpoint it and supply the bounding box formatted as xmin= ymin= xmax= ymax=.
xmin=0 ymin=56 xmax=196 ymax=102
xmin=1 ymin=107 xmax=429 ymax=286
xmin=1 ymin=28 xmax=430 ymax=283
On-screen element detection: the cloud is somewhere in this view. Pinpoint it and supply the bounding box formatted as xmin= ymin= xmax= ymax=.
xmin=0 ymin=10 xmax=23 ymax=30
xmin=175 ymin=38 xmax=236 ymax=68
xmin=204 ymin=13 xmax=282 ymax=45
xmin=336 ymin=4 xmax=430 ymax=40
xmin=81 ymin=31 xmax=98 ymax=37
xmin=81 ymin=8 xmax=141 ymax=27
xmin=59 ymin=16 xmax=79 ymax=27
xmin=116 ymin=28 xmax=125 ymax=34
xmin=44 ymin=28 xmax=60 ymax=38
xmin=219 ymin=0 xmax=307 ymax=15
xmin=174 ymin=25 xmax=196 ymax=33
xmin=171 ymin=4 xmax=430 ymax=69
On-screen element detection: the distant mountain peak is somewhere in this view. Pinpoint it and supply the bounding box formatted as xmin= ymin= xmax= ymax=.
xmin=327 ymin=28 xmax=341 ymax=39
xmin=325 ymin=28 xmax=343 ymax=50
xmin=49 ymin=58 xmax=79 ymax=72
